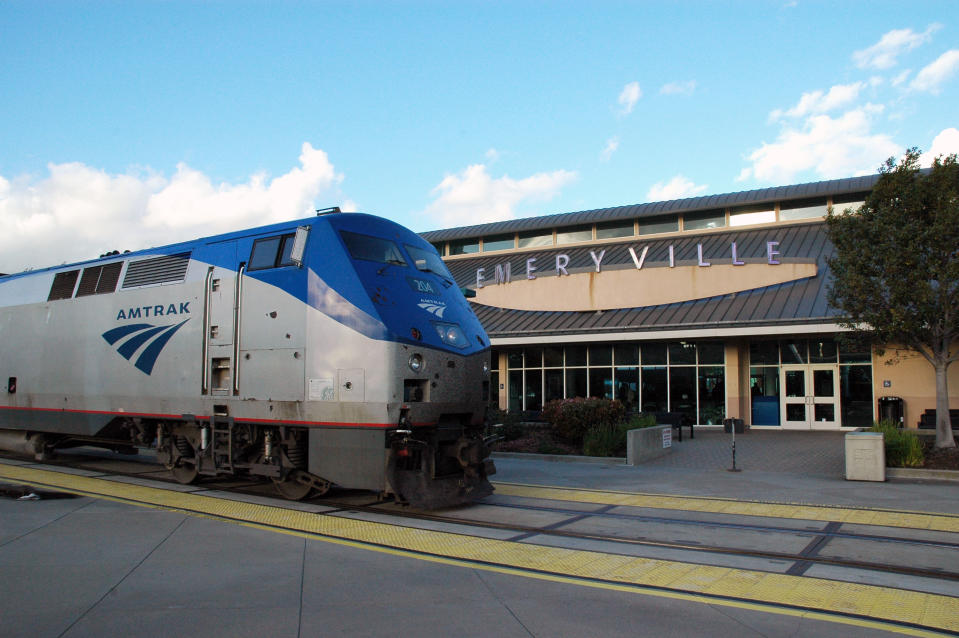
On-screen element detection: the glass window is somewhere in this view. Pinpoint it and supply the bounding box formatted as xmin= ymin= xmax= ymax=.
xmin=809 ymin=339 xmax=838 ymax=363
xmin=641 ymin=342 xmax=667 ymax=365
xmin=507 ymin=350 xmax=524 ymax=369
xmin=781 ymin=340 xmax=808 ymax=364
xmin=698 ymin=342 xmax=724 ymax=365
xmin=669 ymin=342 xmax=697 ymax=365
xmin=566 ymin=345 xmax=587 ymax=367
xmin=596 ymin=220 xmax=634 ymax=239
xmin=525 ymin=347 xmax=544 ymax=368
xmin=589 ymin=344 xmax=612 ymax=366
xmin=249 ymin=236 xmax=283 ymax=270
xmin=669 ymin=367 xmax=696 ymax=421
xmin=449 ymin=239 xmax=480 ymax=255
xmin=589 ymin=368 xmax=613 ymax=399
xmin=614 ymin=368 xmax=639 ymax=412
xmin=831 ymin=192 xmax=868 ymax=215
xmin=544 ymin=346 xmax=564 ymax=367
xmin=518 ymin=230 xmax=553 ymax=248
xmin=839 ymin=345 xmax=871 ymax=363
xmin=639 ymin=216 xmax=679 ymax=235
xmin=489 ymin=370 xmax=499 ymax=403
xmin=405 ymin=244 xmax=454 ymax=280
xmin=640 ymin=367 xmax=668 ymax=412
xmin=613 ymin=344 xmax=638 ymax=366
xmin=750 ymin=367 xmax=780 ymax=425
xmin=508 ymin=370 xmax=523 ymax=412
xmin=556 ymin=225 xmax=592 ymax=244
xmin=749 ymin=341 xmax=779 ymax=366
xmin=339 ymin=231 xmax=407 ymax=266
xmin=698 ymin=366 xmax=725 ymax=425
xmin=841 ymin=365 xmax=873 ymax=428
xmin=730 ymin=205 xmax=775 ymax=226
xmin=684 ymin=209 xmax=725 ymax=231
xmin=525 ymin=370 xmax=543 ymax=411
xmin=430 ymin=242 xmax=445 ymax=256
xmin=780 ymin=198 xmax=827 ymax=221
xmin=483 ymin=234 xmax=514 ymax=252
xmin=545 ymin=369 xmax=564 ymax=402
xmin=565 ymin=368 xmax=588 ymax=398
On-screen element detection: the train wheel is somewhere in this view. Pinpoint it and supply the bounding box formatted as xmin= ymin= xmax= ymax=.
xmin=169 ymin=434 xmax=199 ymax=484
xmin=271 ymin=470 xmax=314 ymax=500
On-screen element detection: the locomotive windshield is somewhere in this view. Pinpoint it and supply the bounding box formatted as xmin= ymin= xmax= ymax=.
xmin=405 ymin=244 xmax=454 ymax=282
xmin=340 ymin=231 xmax=407 ymax=266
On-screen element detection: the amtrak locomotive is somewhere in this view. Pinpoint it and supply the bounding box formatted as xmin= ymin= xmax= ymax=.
xmin=0 ymin=211 xmax=495 ymax=507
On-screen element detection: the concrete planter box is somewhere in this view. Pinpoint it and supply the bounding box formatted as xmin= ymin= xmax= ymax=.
xmin=627 ymin=425 xmax=673 ymax=465
xmin=844 ymin=430 xmax=885 ymax=481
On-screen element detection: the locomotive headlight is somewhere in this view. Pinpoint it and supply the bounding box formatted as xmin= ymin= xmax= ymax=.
xmin=408 ymin=353 xmax=424 ymax=373
xmin=432 ymin=322 xmax=468 ymax=349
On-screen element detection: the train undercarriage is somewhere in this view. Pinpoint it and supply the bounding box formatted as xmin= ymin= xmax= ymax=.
xmin=0 ymin=416 xmax=495 ymax=508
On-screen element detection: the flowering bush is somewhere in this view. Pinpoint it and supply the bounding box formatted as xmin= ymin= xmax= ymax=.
xmin=541 ymin=397 xmax=626 ymax=445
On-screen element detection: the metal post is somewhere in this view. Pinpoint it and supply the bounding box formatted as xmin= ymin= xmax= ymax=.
xmin=728 ymin=419 xmax=741 ymax=472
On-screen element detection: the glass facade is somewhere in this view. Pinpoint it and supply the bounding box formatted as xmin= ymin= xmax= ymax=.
xmin=500 ymin=338 xmax=873 ymax=428
xmin=748 ymin=338 xmax=872 ymax=428
xmin=504 ymin=341 xmax=726 ymax=424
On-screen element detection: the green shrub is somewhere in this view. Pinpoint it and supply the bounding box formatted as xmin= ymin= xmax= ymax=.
xmin=486 ymin=406 xmax=532 ymax=442
xmin=582 ymin=423 xmax=625 ymax=457
xmin=628 ymin=413 xmax=657 ymax=429
xmin=541 ymin=398 xmax=626 ymax=445
xmin=869 ymin=420 xmax=925 ymax=468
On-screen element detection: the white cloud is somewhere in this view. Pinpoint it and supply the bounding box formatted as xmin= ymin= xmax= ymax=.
xmin=921 ymin=128 xmax=959 ymax=165
xmin=646 ymin=175 xmax=708 ymax=202
xmin=739 ymin=106 xmax=901 ymax=183
xmin=600 ymin=137 xmax=619 ymax=162
xmin=0 ymin=143 xmax=345 ymax=273
xmin=659 ymin=80 xmax=696 ymax=96
xmin=910 ymin=49 xmax=959 ymax=94
xmin=852 ymin=25 xmax=940 ymax=70
xmin=618 ymin=81 xmax=641 ymax=115
xmin=422 ymin=164 xmax=576 ymax=228
xmin=769 ymin=82 xmax=865 ymax=121
xmin=485 ymin=148 xmax=500 ymax=163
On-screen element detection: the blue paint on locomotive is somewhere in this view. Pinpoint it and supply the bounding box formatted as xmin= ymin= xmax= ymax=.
xmin=3 ymin=213 xmax=487 ymax=357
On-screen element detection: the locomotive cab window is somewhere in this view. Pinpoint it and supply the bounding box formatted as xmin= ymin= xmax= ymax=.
xmin=249 ymin=233 xmax=299 ymax=270
xmin=340 ymin=231 xmax=408 ymax=266
xmin=405 ymin=244 xmax=454 ymax=281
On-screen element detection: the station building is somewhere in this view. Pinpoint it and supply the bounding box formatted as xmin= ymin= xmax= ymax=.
xmin=421 ymin=174 xmax=959 ymax=431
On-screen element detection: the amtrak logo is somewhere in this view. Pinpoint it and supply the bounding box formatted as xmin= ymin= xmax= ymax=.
xmin=102 ymin=320 xmax=189 ymax=375
xmin=417 ymin=299 xmax=447 ymax=318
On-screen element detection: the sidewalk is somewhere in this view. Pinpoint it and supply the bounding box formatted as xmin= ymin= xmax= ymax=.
xmin=492 ymin=430 xmax=959 ymax=515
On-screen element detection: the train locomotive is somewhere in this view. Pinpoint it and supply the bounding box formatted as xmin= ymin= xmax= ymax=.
xmin=0 ymin=210 xmax=495 ymax=508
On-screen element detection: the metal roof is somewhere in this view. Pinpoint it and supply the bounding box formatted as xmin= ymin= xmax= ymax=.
xmin=420 ymin=173 xmax=878 ymax=243
xmin=444 ymin=222 xmax=839 ymax=339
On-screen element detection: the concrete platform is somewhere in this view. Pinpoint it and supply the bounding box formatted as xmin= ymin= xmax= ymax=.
xmin=2 ymin=431 xmax=957 ymax=638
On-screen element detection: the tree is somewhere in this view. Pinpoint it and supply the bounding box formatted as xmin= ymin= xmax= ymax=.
xmin=825 ymin=149 xmax=958 ymax=449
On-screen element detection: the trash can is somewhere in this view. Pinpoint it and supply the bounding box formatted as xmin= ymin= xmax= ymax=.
xmin=878 ymin=396 xmax=904 ymax=427
xmin=845 ymin=431 xmax=885 ymax=481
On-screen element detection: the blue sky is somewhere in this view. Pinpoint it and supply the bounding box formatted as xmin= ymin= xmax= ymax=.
xmin=1 ymin=1 xmax=958 ymax=272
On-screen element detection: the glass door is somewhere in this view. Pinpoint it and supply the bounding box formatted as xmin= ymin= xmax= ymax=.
xmin=809 ymin=365 xmax=839 ymax=429
xmin=780 ymin=365 xmax=840 ymax=429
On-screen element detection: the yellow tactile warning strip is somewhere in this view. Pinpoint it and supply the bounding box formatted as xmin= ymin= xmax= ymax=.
xmin=2 ymin=464 xmax=958 ymax=637
xmin=492 ymin=482 xmax=959 ymax=533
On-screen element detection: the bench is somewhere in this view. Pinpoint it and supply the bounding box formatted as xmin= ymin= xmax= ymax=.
xmin=651 ymin=411 xmax=694 ymax=441
xmin=918 ymin=409 xmax=959 ymax=429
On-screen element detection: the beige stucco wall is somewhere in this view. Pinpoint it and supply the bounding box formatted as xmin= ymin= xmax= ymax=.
xmin=872 ymin=345 xmax=959 ymax=429
xmin=474 ymin=263 xmax=817 ymax=312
